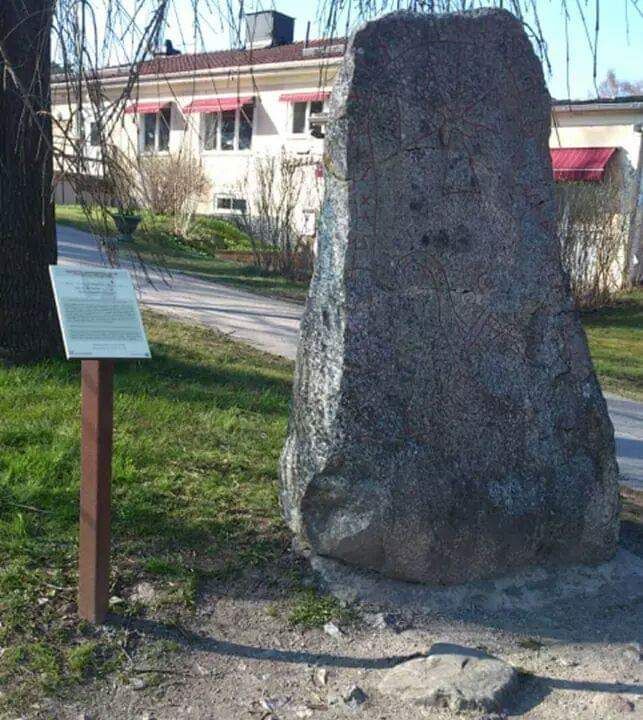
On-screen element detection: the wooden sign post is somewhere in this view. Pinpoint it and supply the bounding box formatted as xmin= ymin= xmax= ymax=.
xmin=79 ymin=359 xmax=114 ymax=623
xmin=50 ymin=267 xmax=150 ymax=624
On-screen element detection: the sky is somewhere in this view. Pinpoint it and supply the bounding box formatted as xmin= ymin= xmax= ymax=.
xmin=68 ymin=0 xmax=643 ymax=100
xmin=164 ymin=0 xmax=643 ymax=99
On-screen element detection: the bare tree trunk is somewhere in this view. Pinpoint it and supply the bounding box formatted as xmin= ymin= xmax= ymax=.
xmin=0 ymin=0 xmax=60 ymax=363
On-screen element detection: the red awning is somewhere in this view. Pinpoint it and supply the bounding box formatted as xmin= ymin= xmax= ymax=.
xmin=279 ymin=91 xmax=330 ymax=103
xmin=124 ymin=101 xmax=171 ymax=114
xmin=550 ymin=147 xmax=617 ymax=182
xmin=182 ymin=96 xmax=253 ymax=114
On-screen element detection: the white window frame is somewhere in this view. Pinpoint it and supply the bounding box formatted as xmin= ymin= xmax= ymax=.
xmin=200 ymin=106 xmax=253 ymax=153
xmin=290 ymin=100 xmax=326 ymax=137
xmin=139 ymin=107 xmax=171 ymax=154
xmin=214 ymin=195 xmax=247 ymax=214
xmin=75 ymin=109 xmax=86 ymax=142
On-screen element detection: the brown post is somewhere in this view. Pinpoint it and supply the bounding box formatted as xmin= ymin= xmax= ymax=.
xmin=78 ymin=359 xmax=114 ymax=623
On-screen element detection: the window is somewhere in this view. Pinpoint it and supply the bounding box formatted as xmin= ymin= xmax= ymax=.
xmin=292 ymin=102 xmax=307 ymax=134
xmin=239 ymin=105 xmax=254 ymax=150
xmin=301 ymin=210 xmax=317 ymax=236
xmin=89 ymin=121 xmax=101 ymax=147
xmin=75 ymin=110 xmax=86 ymax=141
xmin=141 ymin=107 xmax=171 ymax=153
xmin=200 ymin=105 xmax=254 ymax=152
xmin=158 ymin=107 xmax=170 ymax=150
xmin=220 ymin=110 xmax=235 ymax=150
xmin=291 ymin=100 xmax=326 ymax=137
xmin=202 ymin=113 xmax=218 ymax=151
xmin=215 ymin=196 xmax=247 ymax=213
xmin=309 ymin=101 xmax=325 ymax=138
xmin=143 ymin=113 xmax=156 ymax=151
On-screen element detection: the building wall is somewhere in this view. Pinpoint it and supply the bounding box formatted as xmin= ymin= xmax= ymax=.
xmin=550 ymin=106 xmax=643 ymax=280
xmin=51 ymin=60 xmax=339 ymax=234
xmin=551 ymin=108 xmax=642 ymax=162
xmin=52 ymin=69 xmax=643 ymax=275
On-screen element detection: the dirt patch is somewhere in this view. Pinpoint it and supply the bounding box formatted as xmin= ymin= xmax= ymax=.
xmin=27 ymin=494 xmax=643 ymax=720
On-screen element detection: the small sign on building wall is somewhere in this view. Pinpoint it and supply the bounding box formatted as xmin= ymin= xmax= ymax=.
xmin=49 ymin=267 xmax=151 ymax=359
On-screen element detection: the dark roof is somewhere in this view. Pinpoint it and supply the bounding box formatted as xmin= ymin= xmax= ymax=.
xmin=553 ymin=95 xmax=643 ymax=106
xmin=137 ymin=38 xmax=346 ymax=77
xmin=52 ymin=38 xmax=346 ymax=84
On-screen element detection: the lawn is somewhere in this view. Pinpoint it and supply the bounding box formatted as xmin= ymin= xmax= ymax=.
xmin=55 ymin=204 xmax=309 ymax=303
xmin=0 ymin=314 xmax=294 ymax=712
xmin=582 ymin=288 xmax=643 ymax=401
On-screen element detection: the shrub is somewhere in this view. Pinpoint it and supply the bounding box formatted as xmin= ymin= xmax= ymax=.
xmin=188 ymin=216 xmax=253 ymax=253
xmin=138 ymin=153 xmax=211 ymax=236
xmin=237 ymin=151 xmax=319 ymax=281
xmin=556 ymin=173 xmax=632 ymax=308
xmin=101 ymin=144 xmax=141 ymax=214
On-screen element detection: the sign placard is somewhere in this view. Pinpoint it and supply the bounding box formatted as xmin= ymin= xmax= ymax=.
xmin=49 ymin=266 xmax=151 ymax=359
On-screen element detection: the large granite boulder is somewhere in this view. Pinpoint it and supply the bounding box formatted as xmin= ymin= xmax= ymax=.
xmin=279 ymin=9 xmax=620 ymax=585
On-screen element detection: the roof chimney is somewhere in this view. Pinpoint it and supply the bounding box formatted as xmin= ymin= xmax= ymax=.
xmin=153 ymin=38 xmax=181 ymax=56
xmin=245 ymin=11 xmax=294 ymax=50
xmin=164 ymin=39 xmax=181 ymax=56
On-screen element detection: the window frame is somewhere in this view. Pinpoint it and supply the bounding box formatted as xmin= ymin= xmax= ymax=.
xmin=200 ymin=105 xmax=253 ymax=153
xmin=290 ymin=100 xmax=326 ymax=137
xmin=214 ymin=195 xmax=247 ymax=214
xmin=139 ymin=107 xmax=171 ymax=154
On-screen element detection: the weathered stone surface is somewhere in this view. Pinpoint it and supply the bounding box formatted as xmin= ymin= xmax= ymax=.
xmin=279 ymin=9 xmax=620 ymax=584
xmin=378 ymin=643 xmax=517 ymax=713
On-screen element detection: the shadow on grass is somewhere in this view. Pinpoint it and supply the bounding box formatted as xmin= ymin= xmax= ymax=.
xmin=115 ymin=343 xmax=292 ymax=411
xmin=581 ymin=292 xmax=643 ymax=332
xmin=0 ymin=335 xmax=292 ymax=557
xmin=21 ymin=342 xmax=292 ymax=414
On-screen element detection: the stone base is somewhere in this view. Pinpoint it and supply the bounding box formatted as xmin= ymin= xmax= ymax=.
xmin=311 ymin=549 xmax=643 ymax=613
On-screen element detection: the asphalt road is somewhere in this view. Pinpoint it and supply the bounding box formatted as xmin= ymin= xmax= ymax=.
xmin=57 ymin=223 xmax=642 ymax=491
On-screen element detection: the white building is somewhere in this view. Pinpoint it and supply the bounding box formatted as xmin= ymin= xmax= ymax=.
xmin=550 ymin=96 xmax=643 ymax=282
xmin=52 ymin=10 xmax=344 ymax=234
xmin=51 ymin=11 xmax=643 ymax=277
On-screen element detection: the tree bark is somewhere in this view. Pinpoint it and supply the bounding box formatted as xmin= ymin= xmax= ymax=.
xmin=0 ymin=0 xmax=60 ymax=363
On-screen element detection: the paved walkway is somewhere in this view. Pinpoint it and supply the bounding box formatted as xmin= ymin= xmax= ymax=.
xmin=57 ymin=224 xmax=642 ymax=491
xmin=58 ymin=224 xmax=301 ymax=359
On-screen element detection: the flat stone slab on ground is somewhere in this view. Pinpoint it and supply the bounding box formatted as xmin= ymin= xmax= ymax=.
xmin=379 ymin=642 xmax=518 ymax=712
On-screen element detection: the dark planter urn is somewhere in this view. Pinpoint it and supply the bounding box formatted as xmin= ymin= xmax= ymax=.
xmin=111 ymin=212 xmax=142 ymax=242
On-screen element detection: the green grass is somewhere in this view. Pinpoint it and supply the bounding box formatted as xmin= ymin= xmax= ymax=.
xmin=582 ymin=288 xmax=643 ymax=401
xmin=55 ymin=204 xmax=309 ymax=303
xmin=0 ymin=313 xmax=293 ymax=712
xmin=288 ymin=588 xmax=352 ymax=630
xmin=54 ymin=203 xmax=116 ymax=235
xmin=53 ymin=204 xmax=250 ymax=252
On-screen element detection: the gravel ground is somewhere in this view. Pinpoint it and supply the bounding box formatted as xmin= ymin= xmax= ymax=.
xmin=32 ymin=495 xmax=642 ymax=720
